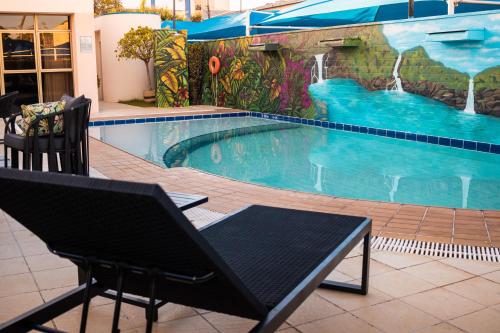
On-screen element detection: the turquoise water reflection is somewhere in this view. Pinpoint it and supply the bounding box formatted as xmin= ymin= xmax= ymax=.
xmin=308 ymin=79 xmax=500 ymax=144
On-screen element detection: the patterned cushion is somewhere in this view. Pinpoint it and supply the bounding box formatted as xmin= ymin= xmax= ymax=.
xmin=16 ymin=101 xmax=66 ymax=136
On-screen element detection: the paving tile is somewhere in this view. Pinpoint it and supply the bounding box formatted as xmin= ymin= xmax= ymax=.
xmin=352 ymin=299 xmax=440 ymax=333
xmin=286 ymin=292 xmax=344 ymax=326
xmin=0 ymin=243 xmax=22 ymax=260
xmin=402 ymin=288 xmax=484 ymax=320
xmin=371 ymin=251 xmax=435 ymax=269
xmin=402 ymin=261 xmax=474 ymax=286
xmin=444 ymin=277 xmax=500 ymax=306
xmin=370 ymin=270 xmax=436 ymax=298
xmin=481 ymin=269 xmax=500 ymax=284
xmin=297 ymin=312 xmax=382 ymax=333
xmin=0 ymin=273 xmax=38 ymax=298
xmin=316 ymin=285 xmax=392 ymax=311
xmin=440 ymin=258 xmax=500 ymax=275
xmin=449 ymin=308 xmax=500 ymax=333
xmin=334 ymin=257 xmax=392 ymax=279
xmin=414 ymin=322 xmax=467 ymax=333
xmin=124 ymin=315 xmax=217 ymax=333
xmin=0 ymin=257 xmax=29 ymax=276
xmin=0 ymin=291 xmax=44 ymax=322
xmin=202 ymin=312 xmax=256 ymax=332
xmin=25 ymin=253 xmax=73 ymax=272
xmin=32 ymin=266 xmax=78 ymax=290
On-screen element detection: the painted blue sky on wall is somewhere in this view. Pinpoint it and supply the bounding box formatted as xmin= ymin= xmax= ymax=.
xmin=382 ymin=12 xmax=500 ymax=76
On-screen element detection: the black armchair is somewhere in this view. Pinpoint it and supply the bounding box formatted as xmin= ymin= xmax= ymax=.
xmin=0 ymin=91 xmax=19 ymax=144
xmin=4 ymin=98 xmax=91 ymax=175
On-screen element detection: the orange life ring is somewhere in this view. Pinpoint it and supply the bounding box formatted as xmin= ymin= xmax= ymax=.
xmin=208 ymin=56 xmax=221 ymax=75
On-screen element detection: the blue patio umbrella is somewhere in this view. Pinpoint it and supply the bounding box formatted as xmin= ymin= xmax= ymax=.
xmin=161 ymin=11 xmax=273 ymax=40
xmin=256 ymin=0 xmax=450 ymax=28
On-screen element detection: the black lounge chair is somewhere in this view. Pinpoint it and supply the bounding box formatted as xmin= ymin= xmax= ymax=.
xmin=0 ymin=169 xmax=371 ymax=333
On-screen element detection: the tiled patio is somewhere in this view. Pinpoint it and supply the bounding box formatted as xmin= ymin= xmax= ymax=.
xmin=1 ymin=104 xmax=499 ymax=332
xmin=1 ymin=207 xmax=499 ymax=333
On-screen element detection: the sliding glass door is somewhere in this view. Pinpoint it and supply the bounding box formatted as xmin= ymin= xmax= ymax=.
xmin=0 ymin=14 xmax=73 ymax=105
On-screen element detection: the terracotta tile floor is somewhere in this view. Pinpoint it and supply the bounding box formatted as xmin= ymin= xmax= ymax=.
xmin=0 ymin=208 xmax=499 ymax=333
xmin=1 ymin=104 xmax=500 ymax=332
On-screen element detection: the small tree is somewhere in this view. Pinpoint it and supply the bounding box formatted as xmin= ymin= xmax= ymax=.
xmin=115 ymin=26 xmax=155 ymax=91
xmin=94 ymin=0 xmax=124 ymax=16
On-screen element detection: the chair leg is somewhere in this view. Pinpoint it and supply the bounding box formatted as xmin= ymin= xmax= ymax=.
xmin=3 ymin=146 xmax=7 ymax=168
xmin=79 ymin=266 xmax=94 ymax=333
xmin=111 ymin=270 xmax=125 ymax=333
xmin=11 ymin=148 xmax=19 ymax=168
xmin=145 ymin=277 xmax=157 ymax=333
xmin=318 ymin=232 xmax=371 ymax=295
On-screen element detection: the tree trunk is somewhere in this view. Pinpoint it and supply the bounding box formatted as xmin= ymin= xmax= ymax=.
xmin=144 ymin=60 xmax=152 ymax=91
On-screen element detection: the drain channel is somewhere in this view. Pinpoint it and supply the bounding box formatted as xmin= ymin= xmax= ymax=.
xmin=371 ymin=236 xmax=500 ymax=262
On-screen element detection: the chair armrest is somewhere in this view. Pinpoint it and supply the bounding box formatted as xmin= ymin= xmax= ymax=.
xmin=5 ymin=112 xmax=22 ymax=134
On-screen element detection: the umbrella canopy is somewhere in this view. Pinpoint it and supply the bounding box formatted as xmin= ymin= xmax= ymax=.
xmin=161 ymin=11 xmax=273 ymax=40
xmin=257 ymin=0 xmax=449 ymax=27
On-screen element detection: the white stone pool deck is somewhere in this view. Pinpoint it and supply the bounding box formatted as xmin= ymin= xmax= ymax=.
xmin=1 ymin=103 xmax=499 ymax=332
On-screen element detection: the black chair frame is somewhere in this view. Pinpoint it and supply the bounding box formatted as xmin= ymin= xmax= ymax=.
xmin=0 ymin=169 xmax=371 ymax=333
xmin=4 ymin=99 xmax=91 ymax=175
xmin=0 ymin=91 xmax=19 ymax=145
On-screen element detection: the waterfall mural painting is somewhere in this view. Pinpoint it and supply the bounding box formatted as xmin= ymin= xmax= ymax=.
xmin=189 ymin=11 xmax=500 ymax=128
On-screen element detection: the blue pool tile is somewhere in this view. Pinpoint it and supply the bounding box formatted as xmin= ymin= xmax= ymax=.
xmin=351 ymin=125 xmax=360 ymax=132
xmin=314 ymin=120 xmax=321 ymax=126
xmin=321 ymin=121 xmax=329 ymax=128
xmin=428 ymin=136 xmax=439 ymax=144
xmin=135 ymin=118 xmax=146 ymax=123
xmin=438 ymin=137 xmax=450 ymax=146
xmin=368 ymin=128 xmax=376 ymax=135
xmin=417 ymin=134 xmax=427 ymax=143
xmin=301 ymin=119 xmax=307 ymax=124
xmin=477 ymin=142 xmax=490 ymax=152
xmin=283 ymin=116 xmax=290 ymax=122
xmin=308 ymin=119 xmax=315 ymax=125
xmin=173 ymin=116 xmax=185 ymax=121
xmin=145 ymin=118 xmax=155 ymax=123
xmin=154 ymin=117 xmax=166 ymax=122
xmin=491 ymin=144 xmax=500 ymax=154
xmin=255 ymin=113 xmax=262 ymax=118
xmin=406 ymin=133 xmax=416 ymax=141
xmin=251 ymin=112 xmax=258 ymax=117
xmin=395 ymin=131 xmax=405 ymax=139
xmin=335 ymin=123 xmax=343 ymax=130
xmin=343 ymin=124 xmax=351 ymax=131
xmin=88 ymin=122 xmax=95 ymax=126
xmin=386 ymin=130 xmax=395 ymax=138
xmin=463 ymin=141 xmax=477 ymax=150
xmin=125 ymin=119 xmax=135 ymax=124
xmin=376 ymin=129 xmax=386 ymax=136
xmin=360 ymin=126 xmax=368 ymax=134
xmin=230 ymin=112 xmax=239 ymax=117
xmin=115 ymin=119 xmax=126 ymax=125
xmin=221 ymin=113 xmax=230 ymax=118
xmin=164 ymin=116 xmax=174 ymax=121
xmin=450 ymin=139 xmax=464 ymax=148
xmin=277 ymin=115 xmax=284 ymax=121
xmin=193 ymin=115 xmax=202 ymax=119
xmin=212 ymin=114 xmax=221 ymax=118
xmin=104 ymin=120 xmax=115 ymax=125
xmin=329 ymin=122 xmax=336 ymax=129
xmin=94 ymin=121 xmax=105 ymax=126
xmin=184 ymin=115 xmax=194 ymax=120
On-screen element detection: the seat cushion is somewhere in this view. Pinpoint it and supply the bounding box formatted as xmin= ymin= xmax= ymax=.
xmin=4 ymin=132 xmax=66 ymax=152
xmin=16 ymin=101 xmax=65 ymax=136
xmin=201 ymin=205 xmax=368 ymax=308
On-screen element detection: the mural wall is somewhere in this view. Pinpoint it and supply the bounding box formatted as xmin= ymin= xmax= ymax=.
xmin=155 ymin=30 xmax=189 ymax=107
xmin=192 ymin=11 xmax=500 ymax=119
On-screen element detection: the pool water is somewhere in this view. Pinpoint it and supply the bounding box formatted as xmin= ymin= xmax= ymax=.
xmin=308 ymin=79 xmax=500 ymax=144
xmin=94 ymin=118 xmax=500 ymax=210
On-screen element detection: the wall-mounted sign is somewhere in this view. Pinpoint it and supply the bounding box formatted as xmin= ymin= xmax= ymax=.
xmin=80 ymin=36 xmax=93 ymax=53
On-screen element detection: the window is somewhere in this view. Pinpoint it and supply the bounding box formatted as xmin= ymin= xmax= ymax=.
xmin=0 ymin=14 xmax=73 ymax=105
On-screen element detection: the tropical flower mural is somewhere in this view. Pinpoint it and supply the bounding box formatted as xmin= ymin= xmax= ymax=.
xmin=154 ymin=30 xmax=189 ymax=107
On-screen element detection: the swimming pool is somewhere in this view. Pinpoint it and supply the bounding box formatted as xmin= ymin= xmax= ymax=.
xmin=94 ymin=117 xmax=500 ymax=210
xmin=308 ymin=79 xmax=500 ymax=144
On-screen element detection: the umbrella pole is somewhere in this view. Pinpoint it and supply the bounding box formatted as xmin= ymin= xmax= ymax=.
xmin=408 ymin=0 xmax=415 ymax=18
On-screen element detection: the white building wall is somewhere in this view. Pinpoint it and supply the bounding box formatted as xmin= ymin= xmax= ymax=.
xmin=94 ymin=13 xmax=161 ymax=103
xmin=1 ymin=0 xmax=99 ymax=113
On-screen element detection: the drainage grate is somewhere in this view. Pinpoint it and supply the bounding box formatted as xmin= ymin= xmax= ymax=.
xmin=371 ymin=236 xmax=500 ymax=262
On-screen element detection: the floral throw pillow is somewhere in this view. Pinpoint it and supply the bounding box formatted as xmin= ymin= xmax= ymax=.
xmin=16 ymin=101 xmax=66 ymax=136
